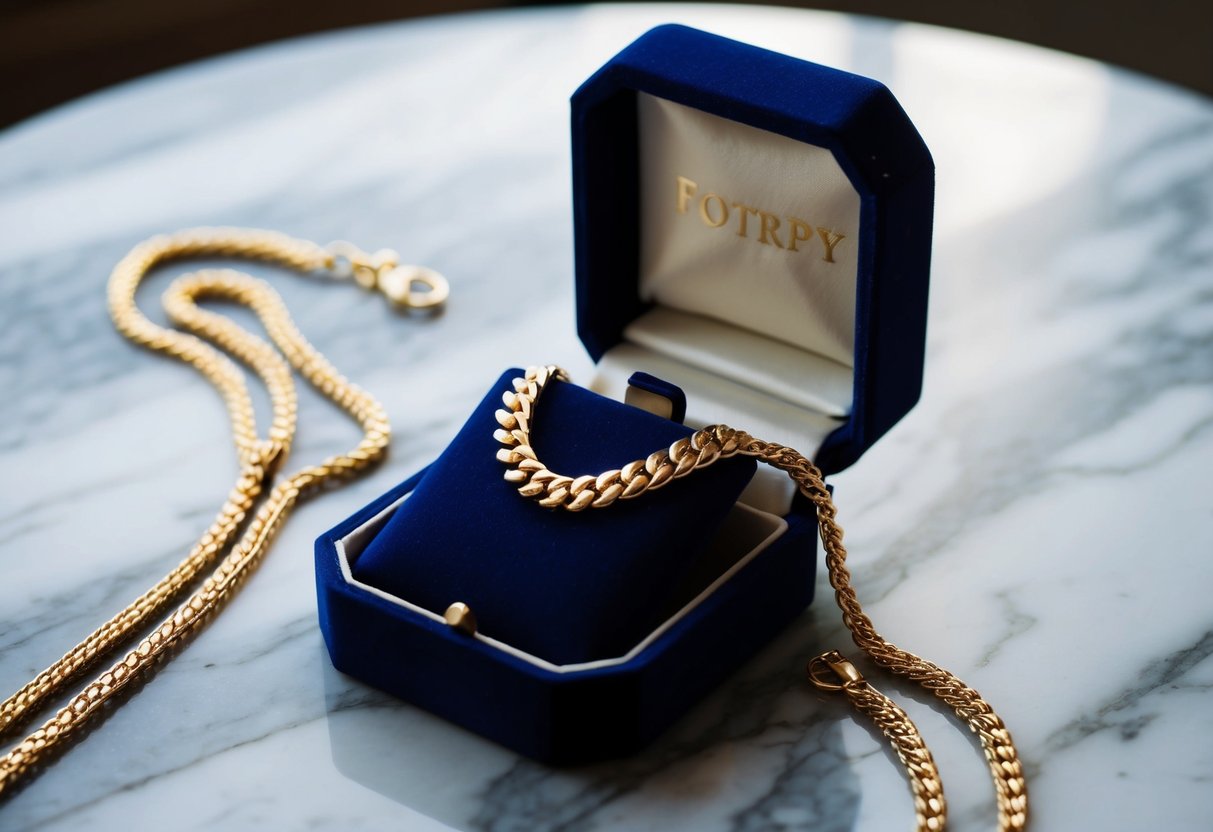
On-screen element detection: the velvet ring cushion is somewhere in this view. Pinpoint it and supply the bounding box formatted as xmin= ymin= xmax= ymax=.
xmin=352 ymin=368 xmax=757 ymax=666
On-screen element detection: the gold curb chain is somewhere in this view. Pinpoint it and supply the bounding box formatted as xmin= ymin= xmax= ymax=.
xmin=0 ymin=228 xmax=443 ymax=798
xmin=497 ymin=365 xmax=1029 ymax=831
xmin=808 ymin=651 xmax=947 ymax=832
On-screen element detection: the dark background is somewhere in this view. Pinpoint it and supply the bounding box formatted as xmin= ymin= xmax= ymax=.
xmin=3 ymin=0 xmax=1210 ymax=129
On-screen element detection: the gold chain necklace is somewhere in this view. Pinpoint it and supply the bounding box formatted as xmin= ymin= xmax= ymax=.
xmin=498 ymin=365 xmax=1029 ymax=831
xmin=0 ymin=228 xmax=444 ymax=797
xmin=0 ymin=232 xmax=1028 ymax=832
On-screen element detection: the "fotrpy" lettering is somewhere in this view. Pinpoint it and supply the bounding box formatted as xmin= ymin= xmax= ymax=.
xmin=675 ymin=175 xmax=846 ymax=263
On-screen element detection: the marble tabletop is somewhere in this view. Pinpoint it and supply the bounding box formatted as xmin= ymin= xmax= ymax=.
xmin=2 ymin=4 xmax=1211 ymax=830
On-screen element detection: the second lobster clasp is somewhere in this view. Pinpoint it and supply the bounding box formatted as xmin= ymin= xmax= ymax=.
xmin=377 ymin=264 xmax=449 ymax=311
xmin=325 ymin=241 xmax=449 ymax=312
xmin=807 ymin=650 xmax=865 ymax=692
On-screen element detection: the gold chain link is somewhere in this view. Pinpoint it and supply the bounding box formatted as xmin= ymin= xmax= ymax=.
xmin=497 ymin=366 xmax=1029 ymax=831
xmin=808 ymin=650 xmax=947 ymax=832
xmin=0 ymin=228 xmax=441 ymax=798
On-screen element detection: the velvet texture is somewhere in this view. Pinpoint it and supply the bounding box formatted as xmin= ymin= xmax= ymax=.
xmin=572 ymin=24 xmax=935 ymax=475
xmin=317 ymin=471 xmax=817 ymax=763
xmin=352 ymin=369 xmax=757 ymax=666
xmin=627 ymin=370 xmax=687 ymax=423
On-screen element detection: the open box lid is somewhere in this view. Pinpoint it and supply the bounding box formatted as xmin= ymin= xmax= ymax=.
xmin=572 ymin=24 xmax=933 ymax=478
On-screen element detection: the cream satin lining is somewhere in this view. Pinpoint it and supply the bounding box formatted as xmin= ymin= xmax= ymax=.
xmin=626 ymin=307 xmax=852 ymax=417
xmin=637 ymin=93 xmax=861 ymax=371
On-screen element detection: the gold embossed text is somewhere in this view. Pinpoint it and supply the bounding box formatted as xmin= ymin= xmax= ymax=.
xmin=676 ymin=175 xmax=846 ymax=262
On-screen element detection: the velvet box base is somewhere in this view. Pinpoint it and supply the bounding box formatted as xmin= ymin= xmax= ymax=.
xmin=315 ymin=471 xmax=818 ymax=764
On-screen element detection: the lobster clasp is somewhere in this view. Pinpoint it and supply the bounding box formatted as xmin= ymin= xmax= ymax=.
xmin=807 ymin=650 xmax=865 ymax=692
xmin=325 ymin=241 xmax=449 ymax=311
xmin=376 ymin=263 xmax=449 ymax=311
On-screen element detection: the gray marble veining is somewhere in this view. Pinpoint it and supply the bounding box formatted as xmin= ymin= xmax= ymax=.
xmin=1 ymin=4 xmax=1210 ymax=830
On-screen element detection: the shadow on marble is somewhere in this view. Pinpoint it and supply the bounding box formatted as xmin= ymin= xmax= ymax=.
xmin=317 ymin=606 xmax=893 ymax=832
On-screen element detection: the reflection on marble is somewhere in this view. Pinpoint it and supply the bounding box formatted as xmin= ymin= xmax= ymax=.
xmin=1 ymin=4 xmax=1210 ymax=830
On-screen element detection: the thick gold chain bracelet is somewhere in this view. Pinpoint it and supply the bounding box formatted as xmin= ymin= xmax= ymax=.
xmin=496 ymin=365 xmax=1028 ymax=832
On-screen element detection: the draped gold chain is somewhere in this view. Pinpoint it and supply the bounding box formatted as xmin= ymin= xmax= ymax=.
xmin=0 ymin=228 xmax=444 ymax=798
xmin=497 ymin=365 xmax=1028 ymax=832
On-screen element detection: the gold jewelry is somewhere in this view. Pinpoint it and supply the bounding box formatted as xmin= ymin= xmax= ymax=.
xmin=497 ymin=365 xmax=1028 ymax=832
xmin=809 ymin=651 xmax=946 ymax=832
xmin=0 ymin=240 xmax=1023 ymax=831
xmin=0 ymin=228 xmax=445 ymax=798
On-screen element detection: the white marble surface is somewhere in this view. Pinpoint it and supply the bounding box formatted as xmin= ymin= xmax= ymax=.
xmin=1 ymin=4 xmax=1211 ymax=830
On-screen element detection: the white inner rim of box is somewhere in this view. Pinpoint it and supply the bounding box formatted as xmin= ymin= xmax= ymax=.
xmin=594 ymin=94 xmax=863 ymax=513
xmin=336 ymin=492 xmax=789 ymax=674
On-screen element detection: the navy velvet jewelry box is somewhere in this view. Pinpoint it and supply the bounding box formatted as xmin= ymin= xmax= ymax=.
xmin=315 ymin=24 xmax=932 ymax=764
